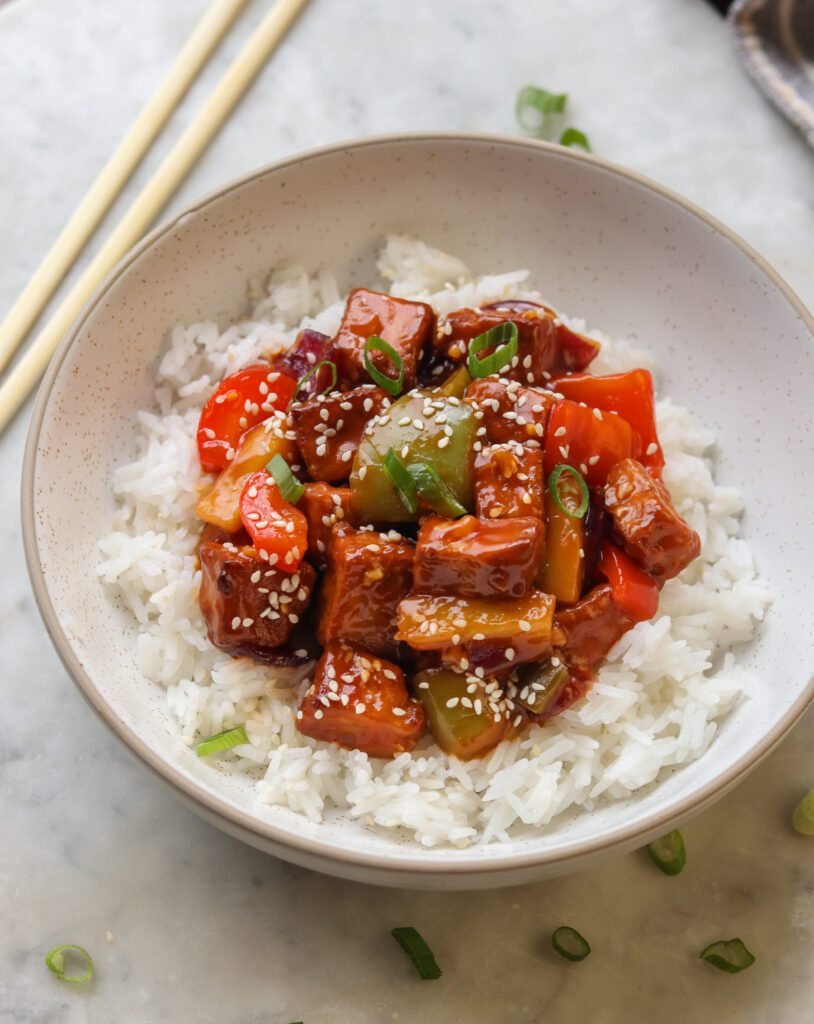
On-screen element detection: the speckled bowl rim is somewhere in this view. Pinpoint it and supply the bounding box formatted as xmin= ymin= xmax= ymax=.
xmin=22 ymin=132 xmax=814 ymax=881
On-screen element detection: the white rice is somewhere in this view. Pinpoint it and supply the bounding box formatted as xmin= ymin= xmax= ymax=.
xmin=98 ymin=236 xmax=773 ymax=848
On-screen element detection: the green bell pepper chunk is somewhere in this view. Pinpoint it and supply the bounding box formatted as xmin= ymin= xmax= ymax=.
xmin=415 ymin=668 xmax=509 ymax=760
xmin=514 ymin=660 xmax=569 ymax=715
xmin=350 ymin=387 xmax=477 ymax=522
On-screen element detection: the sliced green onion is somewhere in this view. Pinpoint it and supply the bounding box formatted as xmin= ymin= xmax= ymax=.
xmin=647 ymin=829 xmax=687 ymax=876
xmin=294 ymin=359 xmax=337 ymax=401
xmin=699 ymin=938 xmax=755 ymax=973
xmin=383 ymin=448 xmax=418 ymax=515
xmin=551 ymin=926 xmax=590 ymax=962
xmin=195 ymin=725 xmax=248 ymax=757
xmin=267 ymin=453 xmax=305 ymax=505
xmin=364 ymin=336 xmax=404 ymax=396
xmin=516 ymin=85 xmax=568 ymax=136
xmin=792 ymin=788 xmax=814 ymax=835
xmin=391 ymin=926 xmax=442 ymax=980
xmin=44 ymin=944 xmax=94 ymax=984
xmin=560 ymin=127 xmax=592 ymax=152
xmin=548 ymin=464 xmax=589 ymax=519
xmin=467 ymin=322 xmax=519 ymax=378
xmin=409 ymin=463 xmax=467 ymax=518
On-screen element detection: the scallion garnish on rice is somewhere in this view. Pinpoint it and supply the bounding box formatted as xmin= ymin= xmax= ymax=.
xmin=391 ymin=926 xmax=442 ymax=980
xmin=195 ymin=726 xmax=248 ymax=757
xmin=44 ymin=944 xmax=94 ymax=984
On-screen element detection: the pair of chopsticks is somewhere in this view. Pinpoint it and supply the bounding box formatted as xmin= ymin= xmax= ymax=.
xmin=0 ymin=0 xmax=312 ymax=435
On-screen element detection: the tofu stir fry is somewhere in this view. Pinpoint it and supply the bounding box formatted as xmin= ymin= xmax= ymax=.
xmin=194 ymin=289 xmax=701 ymax=761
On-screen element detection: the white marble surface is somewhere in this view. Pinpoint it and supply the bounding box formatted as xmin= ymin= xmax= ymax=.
xmin=1 ymin=0 xmax=813 ymax=1020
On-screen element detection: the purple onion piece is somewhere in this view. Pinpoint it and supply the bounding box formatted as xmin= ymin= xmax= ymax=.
xmin=271 ymin=329 xmax=333 ymax=390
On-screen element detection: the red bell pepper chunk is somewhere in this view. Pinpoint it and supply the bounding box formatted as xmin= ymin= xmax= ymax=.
xmin=197 ymin=365 xmax=296 ymax=474
xmin=239 ymin=471 xmax=308 ymax=573
xmin=552 ymin=369 xmax=664 ymax=473
xmin=597 ymin=541 xmax=659 ymax=622
xmin=543 ymin=399 xmax=635 ymax=487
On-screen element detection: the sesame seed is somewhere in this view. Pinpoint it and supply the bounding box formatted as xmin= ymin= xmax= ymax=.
xmin=551 ymin=656 xmax=562 ymax=667
xmin=446 ymin=697 xmax=460 ymax=709
xmin=355 ymin=702 xmax=366 ymax=715
xmin=363 ymin=398 xmax=374 ymax=412
xmin=314 ymin=709 xmax=324 ymax=720
xmin=231 ymin=616 xmax=241 ymax=629
xmin=646 ymin=442 xmax=659 ymax=455
xmin=418 ymin=681 xmax=430 ymax=690
xmin=392 ymin=707 xmax=406 ymax=717
xmin=505 ymin=647 xmax=515 ymax=661
xmin=437 ymin=437 xmax=449 ymax=449
xmin=472 ymin=632 xmax=486 ymax=641
xmin=593 ymin=408 xmax=603 ymax=420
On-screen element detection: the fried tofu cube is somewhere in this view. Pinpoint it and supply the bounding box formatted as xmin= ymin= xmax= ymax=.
xmin=297 ymin=643 xmax=426 ymax=758
xmin=474 ymin=445 xmax=545 ymax=519
xmin=331 ymin=288 xmax=435 ymax=391
xmin=441 ymin=307 xmax=559 ymax=384
xmin=554 ymin=583 xmax=635 ymax=674
xmin=199 ymin=541 xmax=316 ymax=655
xmin=317 ymin=527 xmax=415 ymax=658
xmin=414 ymin=514 xmax=544 ymax=600
xmin=605 ymin=458 xmax=701 ymax=580
xmin=291 ymin=385 xmax=390 ymax=483
xmin=465 ymin=377 xmax=557 ymax=446
xmin=299 ymin=482 xmax=352 ymax=569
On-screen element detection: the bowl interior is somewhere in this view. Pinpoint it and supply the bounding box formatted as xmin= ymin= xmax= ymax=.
xmin=25 ymin=135 xmax=814 ymax=885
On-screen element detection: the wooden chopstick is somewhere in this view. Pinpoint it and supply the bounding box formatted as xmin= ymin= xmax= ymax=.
xmin=0 ymin=0 xmax=250 ymax=377
xmin=0 ymin=0 xmax=312 ymax=435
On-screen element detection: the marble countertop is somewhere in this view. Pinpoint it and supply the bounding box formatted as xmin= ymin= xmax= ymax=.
xmin=2 ymin=0 xmax=813 ymax=1020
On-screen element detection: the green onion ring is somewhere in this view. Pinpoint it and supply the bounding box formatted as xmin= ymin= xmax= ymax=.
xmin=467 ymin=322 xmax=519 ymax=378
xmin=391 ymin=927 xmax=442 ymax=980
xmin=294 ymin=359 xmax=337 ymax=401
xmin=548 ymin=464 xmax=589 ymax=519
xmin=551 ymin=926 xmax=591 ymax=962
xmin=383 ymin=448 xmax=418 ymax=514
xmin=559 ymin=127 xmax=592 ymax=152
xmin=646 ymin=829 xmax=687 ymax=876
xmin=44 ymin=944 xmax=94 ymax=984
xmin=364 ymin=336 xmax=404 ymax=396
xmin=195 ymin=726 xmax=248 ymax=757
xmin=699 ymin=938 xmax=756 ymax=973
xmin=792 ymin=788 xmax=814 ymax=835
xmin=267 ymin=453 xmax=305 ymax=505
xmin=408 ymin=463 xmax=467 ymax=518
xmin=516 ymin=85 xmax=568 ymax=135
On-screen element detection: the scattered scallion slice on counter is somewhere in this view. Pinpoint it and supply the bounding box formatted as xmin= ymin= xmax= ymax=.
xmin=391 ymin=926 xmax=442 ymax=980
xmin=559 ymin=127 xmax=592 ymax=152
xmin=647 ymin=829 xmax=687 ymax=875
xmin=364 ymin=336 xmax=405 ymax=396
xmin=792 ymin=788 xmax=814 ymax=835
xmin=548 ymin=464 xmax=589 ymax=519
xmin=195 ymin=725 xmax=248 ymax=757
xmin=551 ymin=926 xmax=591 ymax=962
xmin=44 ymin=944 xmax=94 ymax=985
xmin=467 ymin=322 xmax=519 ymax=378
xmin=295 ymin=359 xmax=337 ymax=401
xmin=383 ymin=448 xmax=419 ymax=514
xmin=409 ymin=463 xmax=467 ymax=518
xmin=699 ymin=938 xmax=755 ymax=973
xmin=516 ymin=85 xmax=568 ymax=135
xmin=267 ymin=454 xmax=305 ymax=504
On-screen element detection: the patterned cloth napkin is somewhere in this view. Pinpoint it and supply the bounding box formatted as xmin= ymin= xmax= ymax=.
xmin=728 ymin=0 xmax=814 ymax=147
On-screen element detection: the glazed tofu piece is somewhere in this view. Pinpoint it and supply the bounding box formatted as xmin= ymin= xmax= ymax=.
xmin=331 ymin=288 xmax=435 ymax=391
xmin=474 ymin=445 xmax=545 ymax=519
xmin=465 ymin=377 xmax=557 ymax=446
xmin=299 ymin=482 xmax=352 ymax=569
xmin=441 ymin=633 xmax=554 ymax=676
xmin=199 ymin=540 xmax=316 ymax=657
xmin=317 ymin=526 xmax=415 ymax=658
xmin=291 ymin=384 xmax=390 ymax=483
xmin=604 ymin=458 xmax=701 ymax=580
xmin=554 ymin=583 xmax=634 ymax=674
xmin=441 ymin=307 xmax=559 ymax=384
xmin=414 ymin=515 xmax=544 ymax=600
xmin=296 ymin=643 xmax=426 ymax=758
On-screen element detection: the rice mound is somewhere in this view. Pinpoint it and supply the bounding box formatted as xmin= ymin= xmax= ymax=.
xmin=97 ymin=236 xmax=772 ymax=848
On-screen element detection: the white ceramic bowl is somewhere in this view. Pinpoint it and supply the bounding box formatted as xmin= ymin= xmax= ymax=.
xmin=22 ymin=134 xmax=814 ymax=889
